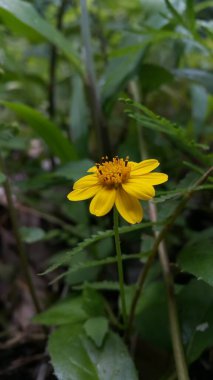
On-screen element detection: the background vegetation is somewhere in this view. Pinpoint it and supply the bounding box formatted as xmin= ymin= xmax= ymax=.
xmin=0 ymin=0 xmax=213 ymax=379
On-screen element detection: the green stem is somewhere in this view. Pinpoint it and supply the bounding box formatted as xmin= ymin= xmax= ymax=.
xmin=0 ymin=155 xmax=41 ymax=313
xmin=113 ymin=207 xmax=127 ymax=326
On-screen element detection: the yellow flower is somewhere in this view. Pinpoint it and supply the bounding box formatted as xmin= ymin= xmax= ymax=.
xmin=67 ymin=157 xmax=168 ymax=224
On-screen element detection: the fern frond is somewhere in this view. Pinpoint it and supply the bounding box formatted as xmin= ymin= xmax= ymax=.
xmin=122 ymin=98 xmax=210 ymax=165
xmin=50 ymin=252 xmax=148 ymax=284
xmin=43 ymin=221 xmax=155 ymax=275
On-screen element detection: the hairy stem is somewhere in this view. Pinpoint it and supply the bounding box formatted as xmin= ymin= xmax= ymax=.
xmin=0 ymin=155 xmax=41 ymax=313
xmin=113 ymin=207 xmax=127 ymax=326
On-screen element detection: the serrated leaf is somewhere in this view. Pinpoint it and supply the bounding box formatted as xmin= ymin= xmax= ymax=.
xmin=50 ymin=253 xmax=149 ymax=284
xmin=48 ymin=325 xmax=139 ymax=380
xmin=74 ymin=281 xmax=121 ymax=291
xmin=84 ymin=317 xmax=109 ymax=348
xmin=34 ymin=296 xmax=88 ymax=326
xmin=123 ymin=98 xmax=210 ymax=164
xmin=44 ymin=222 xmax=155 ymax=275
xmin=178 ymin=228 xmax=213 ymax=287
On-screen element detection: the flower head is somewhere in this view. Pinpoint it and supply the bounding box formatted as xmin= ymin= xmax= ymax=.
xmin=67 ymin=157 xmax=168 ymax=224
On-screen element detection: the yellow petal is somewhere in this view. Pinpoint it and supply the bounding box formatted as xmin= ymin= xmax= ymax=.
xmin=122 ymin=181 xmax=155 ymax=200
xmin=115 ymin=187 xmax=143 ymax=224
xmin=67 ymin=185 xmax=100 ymax=201
xmin=132 ymin=173 xmax=168 ymax=185
xmin=130 ymin=159 xmax=159 ymax=175
xmin=89 ymin=187 xmax=116 ymax=216
xmin=73 ymin=174 xmax=98 ymax=189
xmin=87 ymin=165 xmax=97 ymax=173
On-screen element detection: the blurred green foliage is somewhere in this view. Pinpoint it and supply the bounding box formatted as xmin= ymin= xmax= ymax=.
xmin=0 ymin=1 xmax=213 ymax=379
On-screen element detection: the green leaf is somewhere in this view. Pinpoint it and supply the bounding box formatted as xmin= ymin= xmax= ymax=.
xmin=0 ymin=172 xmax=6 ymax=184
xmin=133 ymin=282 xmax=171 ymax=350
xmin=140 ymin=64 xmax=173 ymax=92
xmin=55 ymin=159 xmax=94 ymax=181
xmin=174 ymin=69 xmax=213 ymax=93
xmin=84 ymin=317 xmax=109 ymax=348
xmin=20 ymin=226 xmax=45 ymax=243
xmin=102 ymin=34 xmax=146 ymax=102
xmin=70 ymin=75 xmax=89 ymax=141
xmin=64 ymin=251 xmax=101 ymax=287
xmin=74 ymin=281 xmax=121 ymax=291
xmin=1 ymin=101 xmax=78 ymax=163
xmin=0 ymin=0 xmax=82 ymax=74
xmin=185 ymin=0 xmax=195 ymax=32
xmin=164 ymin=0 xmax=186 ymax=28
xmin=123 ymin=98 xmax=210 ymax=164
xmin=195 ymin=1 xmax=213 ymax=13
xmin=82 ymin=287 xmax=105 ymax=318
xmin=191 ymin=84 xmax=208 ymax=137
xmin=132 ymin=279 xmax=213 ymax=362
xmin=48 ymin=325 xmax=139 ymax=380
xmin=44 ymin=222 xmax=155 ymax=275
xmin=178 ymin=280 xmax=213 ymax=362
xmin=34 ymin=296 xmax=88 ymax=326
xmin=178 ymin=228 xmax=213 ymax=287
xmin=50 ymin=253 xmax=150 ymax=284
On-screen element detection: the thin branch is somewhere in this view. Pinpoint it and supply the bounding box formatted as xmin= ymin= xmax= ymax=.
xmin=127 ymin=81 xmax=212 ymax=379
xmin=127 ymin=165 xmax=213 ymax=334
xmin=0 ymin=154 xmax=42 ymax=313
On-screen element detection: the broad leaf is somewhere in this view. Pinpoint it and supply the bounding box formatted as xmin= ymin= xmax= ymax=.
xmin=134 ymin=283 xmax=171 ymax=350
xmin=55 ymin=159 xmax=94 ymax=181
xmin=0 ymin=0 xmax=82 ymax=74
xmin=20 ymin=226 xmax=45 ymax=243
xmin=174 ymin=69 xmax=213 ymax=93
xmin=133 ymin=279 xmax=213 ymax=362
xmin=34 ymin=296 xmax=88 ymax=326
xmin=84 ymin=317 xmax=109 ymax=348
xmin=178 ymin=228 xmax=213 ymax=287
xmin=140 ymin=63 xmax=173 ymax=92
xmin=178 ymin=280 xmax=213 ymax=362
xmin=1 ymin=101 xmax=78 ymax=163
xmin=70 ymin=75 xmax=89 ymax=141
xmin=49 ymin=325 xmax=139 ymax=380
xmin=102 ymin=34 xmax=146 ymax=102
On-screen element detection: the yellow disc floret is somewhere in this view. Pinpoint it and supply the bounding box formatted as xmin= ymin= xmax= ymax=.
xmin=96 ymin=156 xmax=131 ymax=187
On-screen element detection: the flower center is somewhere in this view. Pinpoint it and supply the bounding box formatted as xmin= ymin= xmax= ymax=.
xmin=96 ymin=156 xmax=131 ymax=187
